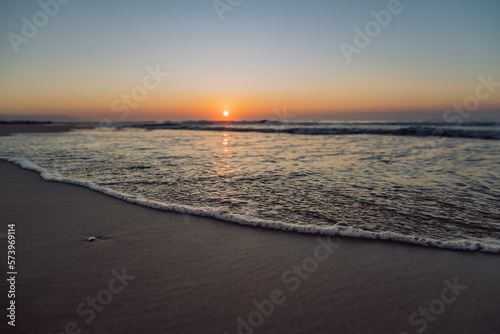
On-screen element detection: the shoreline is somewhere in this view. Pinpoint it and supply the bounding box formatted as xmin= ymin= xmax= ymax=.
xmin=2 ymin=151 xmax=499 ymax=254
xmin=1 ymin=161 xmax=500 ymax=333
xmin=0 ymin=123 xmax=84 ymax=137
xmin=1 ymin=124 xmax=499 ymax=333
xmin=4 ymin=155 xmax=499 ymax=254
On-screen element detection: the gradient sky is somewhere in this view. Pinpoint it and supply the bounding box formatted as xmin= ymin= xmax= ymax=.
xmin=0 ymin=0 xmax=499 ymax=121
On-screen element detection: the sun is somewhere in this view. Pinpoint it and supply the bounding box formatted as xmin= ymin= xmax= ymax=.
xmin=223 ymin=110 xmax=229 ymax=117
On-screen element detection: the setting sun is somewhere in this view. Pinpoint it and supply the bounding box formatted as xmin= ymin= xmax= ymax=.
xmin=223 ymin=111 xmax=229 ymax=117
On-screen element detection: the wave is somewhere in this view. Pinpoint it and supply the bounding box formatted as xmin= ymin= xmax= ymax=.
xmin=3 ymin=156 xmax=500 ymax=254
xmin=135 ymin=120 xmax=500 ymax=127
xmin=124 ymin=121 xmax=500 ymax=140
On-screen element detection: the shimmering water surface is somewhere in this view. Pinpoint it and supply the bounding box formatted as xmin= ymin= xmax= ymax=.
xmin=1 ymin=121 xmax=500 ymax=252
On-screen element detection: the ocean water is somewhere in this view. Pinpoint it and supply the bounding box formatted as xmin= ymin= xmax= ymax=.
xmin=1 ymin=120 xmax=500 ymax=253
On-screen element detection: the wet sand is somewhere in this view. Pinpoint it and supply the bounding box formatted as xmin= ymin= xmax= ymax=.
xmin=0 ymin=126 xmax=499 ymax=333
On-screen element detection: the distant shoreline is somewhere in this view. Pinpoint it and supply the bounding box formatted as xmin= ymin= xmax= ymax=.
xmin=0 ymin=120 xmax=52 ymax=124
xmin=0 ymin=123 xmax=82 ymax=137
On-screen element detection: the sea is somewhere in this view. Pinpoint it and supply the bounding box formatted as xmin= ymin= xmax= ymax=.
xmin=1 ymin=120 xmax=500 ymax=253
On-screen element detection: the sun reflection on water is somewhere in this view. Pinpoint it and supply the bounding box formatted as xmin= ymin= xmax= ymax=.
xmin=216 ymin=133 xmax=233 ymax=177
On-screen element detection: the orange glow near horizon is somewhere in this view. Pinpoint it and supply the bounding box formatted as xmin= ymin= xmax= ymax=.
xmin=2 ymin=79 xmax=500 ymax=121
xmin=2 ymin=70 xmax=500 ymax=121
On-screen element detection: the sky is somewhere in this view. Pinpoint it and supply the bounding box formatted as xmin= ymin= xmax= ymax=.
xmin=0 ymin=0 xmax=499 ymax=121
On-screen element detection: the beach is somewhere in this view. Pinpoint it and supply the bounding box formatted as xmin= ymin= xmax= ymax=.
xmin=0 ymin=125 xmax=499 ymax=334
xmin=2 ymin=0 xmax=499 ymax=331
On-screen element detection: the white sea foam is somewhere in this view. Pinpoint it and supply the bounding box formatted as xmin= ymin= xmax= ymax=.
xmin=3 ymin=156 xmax=500 ymax=254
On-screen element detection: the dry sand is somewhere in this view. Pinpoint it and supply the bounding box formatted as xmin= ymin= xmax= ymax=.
xmin=0 ymin=127 xmax=499 ymax=334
